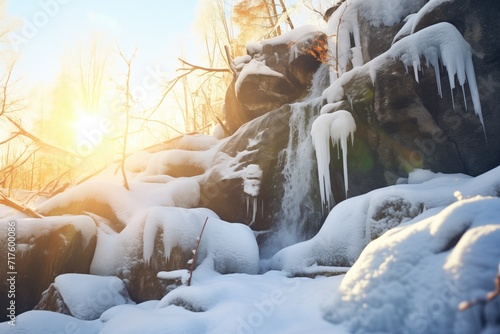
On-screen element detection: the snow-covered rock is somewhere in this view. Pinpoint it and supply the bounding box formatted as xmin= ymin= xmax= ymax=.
xmin=0 ymin=216 xmax=97 ymax=316
xmin=324 ymin=196 xmax=500 ymax=334
xmin=268 ymin=166 xmax=500 ymax=273
xmin=319 ymin=0 xmax=500 ymax=203
xmin=224 ymin=25 xmax=326 ymax=133
xmin=36 ymin=274 xmax=134 ymax=320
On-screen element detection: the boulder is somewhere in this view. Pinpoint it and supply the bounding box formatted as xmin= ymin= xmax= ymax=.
xmin=35 ymin=274 xmax=134 ymax=320
xmin=0 ymin=216 xmax=97 ymax=319
xmin=200 ymin=106 xmax=291 ymax=230
xmin=224 ymin=27 xmax=326 ymax=133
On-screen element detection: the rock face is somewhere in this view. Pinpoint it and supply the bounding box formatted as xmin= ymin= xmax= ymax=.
xmin=0 ymin=217 xmax=96 ymax=319
xmin=323 ymin=0 xmax=500 ymax=203
xmin=200 ymin=106 xmax=292 ymax=230
xmin=224 ymin=28 xmax=326 ymax=133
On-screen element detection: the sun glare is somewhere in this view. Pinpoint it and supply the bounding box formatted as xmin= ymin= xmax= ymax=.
xmin=72 ymin=109 xmax=116 ymax=158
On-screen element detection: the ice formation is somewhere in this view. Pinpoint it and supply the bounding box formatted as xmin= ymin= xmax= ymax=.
xmin=268 ymin=165 xmax=500 ymax=274
xmin=311 ymin=109 xmax=356 ymax=210
xmin=389 ymin=22 xmax=484 ymax=130
xmin=326 ymin=0 xmax=426 ymax=80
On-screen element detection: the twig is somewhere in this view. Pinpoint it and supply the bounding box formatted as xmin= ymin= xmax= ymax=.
xmin=187 ymin=217 xmax=209 ymax=286
xmin=0 ymin=193 xmax=43 ymax=218
xmin=459 ymin=264 xmax=500 ymax=311
xmin=215 ymin=116 xmax=230 ymax=136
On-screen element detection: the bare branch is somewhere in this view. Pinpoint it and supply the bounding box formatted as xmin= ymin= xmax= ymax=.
xmin=0 ymin=193 xmax=43 ymax=218
xmin=4 ymin=115 xmax=81 ymax=158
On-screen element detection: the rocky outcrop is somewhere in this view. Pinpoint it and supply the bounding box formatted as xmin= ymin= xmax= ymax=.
xmin=0 ymin=217 xmax=96 ymax=319
xmin=324 ymin=0 xmax=500 ymax=202
xmin=200 ymin=106 xmax=292 ymax=230
xmin=224 ymin=27 xmax=326 ymax=133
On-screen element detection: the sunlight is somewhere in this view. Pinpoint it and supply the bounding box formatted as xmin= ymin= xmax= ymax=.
xmin=72 ymin=109 xmax=114 ymax=157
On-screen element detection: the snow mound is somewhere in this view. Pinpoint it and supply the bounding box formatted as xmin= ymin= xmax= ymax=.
xmin=54 ymin=274 xmax=134 ymax=320
xmin=99 ymin=271 xmax=345 ymax=334
xmin=37 ymin=179 xmax=201 ymax=227
xmin=143 ymin=207 xmax=259 ymax=276
xmin=0 ymin=310 xmax=101 ymax=333
xmin=268 ymin=166 xmax=500 ymax=273
xmin=324 ymin=196 xmax=500 ymax=334
xmin=176 ymin=134 xmax=220 ymax=151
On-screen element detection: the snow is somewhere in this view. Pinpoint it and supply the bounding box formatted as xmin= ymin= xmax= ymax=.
xmin=53 ymin=274 xmax=134 ymax=320
xmin=0 ymin=215 xmax=96 ymax=249
xmin=311 ymin=110 xmax=356 ymax=210
xmin=389 ymin=22 xmax=484 ymax=131
xmin=324 ymin=196 xmax=500 ymax=333
xmin=323 ymin=21 xmax=485 ymax=135
xmin=261 ymin=24 xmax=318 ymax=48
xmin=0 ymin=310 xmax=101 ymax=333
xmin=235 ymin=59 xmax=284 ymax=98
xmin=246 ymin=41 xmax=262 ymax=55
xmin=3 ymin=166 xmax=500 ymax=333
xmin=268 ymin=165 xmax=500 ymax=273
xmin=37 ymin=178 xmax=202 ymax=227
xmin=411 ymin=0 xmax=455 ymax=34
xmin=233 ymin=54 xmax=252 ymax=70
xmin=142 ymin=207 xmax=259 ymax=275
xmin=326 ymin=0 xmax=426 ymax=80
xmin=176 ymin=134 xmax=220 ymax=151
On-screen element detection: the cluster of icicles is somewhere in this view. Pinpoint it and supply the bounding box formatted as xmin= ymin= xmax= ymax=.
xmin=311 ymin=108 xmax=356 ymax=211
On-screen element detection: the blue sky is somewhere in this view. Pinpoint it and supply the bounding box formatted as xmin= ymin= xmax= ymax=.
xmin=5 ymin=0 xmax=202 ymax=84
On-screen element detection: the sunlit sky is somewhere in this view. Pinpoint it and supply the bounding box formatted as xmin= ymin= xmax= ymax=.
xmin=6 ymin=0 xmax=201 ymax=85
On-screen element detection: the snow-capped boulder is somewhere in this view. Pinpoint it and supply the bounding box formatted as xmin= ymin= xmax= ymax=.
xmin=89 ymin=207 xmax=259 ymax=303
xmin=0 ymin=216 xmax=97 ymax=318
xmin=268 ymin=166 xmax=500 ymax=273
xmin=35 ymin=274 xmax=133 ymax=320
xmin=224 ymin=26 xmax=326 ymax=133
xmin=324 ymin=196 xmax=500 ymax=333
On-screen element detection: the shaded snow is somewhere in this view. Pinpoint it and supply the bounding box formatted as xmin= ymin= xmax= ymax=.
xmin=1 ymin=272 xmax=348 ymax=334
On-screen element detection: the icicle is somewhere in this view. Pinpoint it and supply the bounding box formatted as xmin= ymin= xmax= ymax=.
xmin=246 ymin=195 xmax=250 ymax=216
xmin=312 ymin=109 xmax=356 ymax=209
xmin=392 ymin=22 xmax=486 ymax=137
xmin=329 ymin=110 xmax=356 ymax=197
xmin=251 ymin=197 xmax=258 ymax=226
xmin=311 ymin=114 xmax=334 ymax=210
